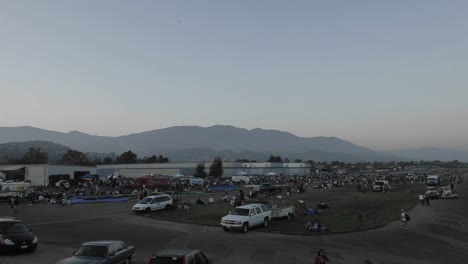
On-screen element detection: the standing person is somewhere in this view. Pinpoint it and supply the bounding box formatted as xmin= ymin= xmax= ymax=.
xmin=425 ymin=194 xmax=430 ymax=206
xmin=400 ymin=209 xmax=408 ymax=230
xmin=314 ymin=249 xmax=330 ymax=264
xmin=9 ymin=197 xmax=15 ymax=214
xmin=14 ymin=195 xmax=20 ymax=214
xmin=418 ymin=193 xmax=425 ymax=206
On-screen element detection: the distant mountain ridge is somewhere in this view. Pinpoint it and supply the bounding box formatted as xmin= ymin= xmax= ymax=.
xmin=0 ymin=125 xmax=465 ymax=162
xmin=386 ymin=147 xmax=468 ymax=162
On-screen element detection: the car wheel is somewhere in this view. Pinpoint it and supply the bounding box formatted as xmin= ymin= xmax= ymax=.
xmin=263 ymin=218 xmax=269 ymax=227
xmin=145 ymin=207 xmax=151 ymax=213
xmin=165 ymin=204 xmax=171 ymax=210
xmin=223 ymin=227 xmax=230 ymax=232
xmin=242 ymin=223 xmax=249 ymax=233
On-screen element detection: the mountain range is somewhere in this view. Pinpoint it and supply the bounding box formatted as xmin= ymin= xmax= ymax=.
xmin=0 ymin=125 xmax=467 ymax=162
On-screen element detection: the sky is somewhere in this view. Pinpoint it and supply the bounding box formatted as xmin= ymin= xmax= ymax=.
xmin=1 ymin=1 xmax=467 ymax=151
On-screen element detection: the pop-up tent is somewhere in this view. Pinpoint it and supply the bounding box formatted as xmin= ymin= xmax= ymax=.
xmin=236 ymin=171 xmax=248 ymax=176
xmin=80 ymin=173 xmax=96 ymax=180
xmin=266 ymin=172 xmax=278 ymax=176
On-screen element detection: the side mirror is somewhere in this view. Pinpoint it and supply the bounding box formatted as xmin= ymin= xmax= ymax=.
xmin=109 ymin=252 xmax=115 ymax=257
xmin=228 ymin=211 xmax=232 ymax=214
xmin=250 ymin=213 xmax=254 ymax=216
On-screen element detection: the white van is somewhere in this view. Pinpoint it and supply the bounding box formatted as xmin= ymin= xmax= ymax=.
xmin=426 ymin=175 xmax=440 ymax=186
xmin=372 ymin=180 xmax=390 ymax=192
xmin=132 ymin=194 xmax=173 ymax=213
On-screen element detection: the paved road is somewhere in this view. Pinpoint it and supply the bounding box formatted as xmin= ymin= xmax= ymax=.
xmin=1 ymin=175 xmax=467 ymax=264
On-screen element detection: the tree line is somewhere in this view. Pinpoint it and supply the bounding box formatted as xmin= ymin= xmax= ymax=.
xmin=3 ymin=148 xmax=170 ymax=166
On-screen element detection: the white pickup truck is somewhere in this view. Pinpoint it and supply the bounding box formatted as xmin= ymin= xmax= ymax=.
xmin=221 ymin=204 xmax=272 ymax=233
xmin=438 ymin=186 xmax=458 ymax=199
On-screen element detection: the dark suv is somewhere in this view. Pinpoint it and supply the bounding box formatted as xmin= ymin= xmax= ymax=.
xmin=146 ymin=249 xmax=212 ymax=264
xmin=0 ymin=217 xmax=38 ymax=253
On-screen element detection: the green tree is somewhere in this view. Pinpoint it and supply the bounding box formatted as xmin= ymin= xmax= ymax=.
xmin=145 ymin=155 xmax=158 ymax=163
xmin=103 ymin=157 xmax=114 ymax=164
xmin=267 ymin=155 xmax=283 ymax=162
xmin=195 ymin=163 xmax=207 ymax=178
xmin=17 ymin=147 xmax=48 ymax=164
xmin=115 ymin=150 xmax=138 ymax=164
xmin=158 ymin=155 xmax=169 ymax=163
xmin=209 ymin=157 xmax=224 ymax=177
xmin=61 ymin=149 xmax=87 ymax=165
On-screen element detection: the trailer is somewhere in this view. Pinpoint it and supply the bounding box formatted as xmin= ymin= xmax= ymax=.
xmin=271 ymin=205 xmax=295 ymax=220
xmin=0 ymin=181 xmax=32 ymax=201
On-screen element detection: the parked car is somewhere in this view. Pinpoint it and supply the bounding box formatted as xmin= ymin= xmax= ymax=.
xmin=146 ymin=249 xmax=212 ymax=264
xmin=220 ymin=204 xmax=272 ymax=233
xmin=55 ymin=240 xmax=134 ymax=264
xmin=0 ymin=217 xmax=38 ymax=253
xmin=425 ymin=188 xmax=440 ymax=199
xmin=132 ymin=194 xmax=173 ymax=213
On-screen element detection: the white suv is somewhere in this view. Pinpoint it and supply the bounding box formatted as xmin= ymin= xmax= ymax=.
xmin=221 ymin=204 xmax=272 ymax=233
xmin=132 ymin=194 xmax=173 ymax=213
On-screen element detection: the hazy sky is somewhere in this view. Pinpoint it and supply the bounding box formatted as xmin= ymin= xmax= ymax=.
xmin=1 ymin=1 xmax=467 ymax=151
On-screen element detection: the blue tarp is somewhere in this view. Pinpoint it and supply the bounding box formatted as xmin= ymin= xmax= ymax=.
xmin=210 ymin=185 xmax=238 ymax=192
xmin=70 ymin=196 xmax=129 ymax=204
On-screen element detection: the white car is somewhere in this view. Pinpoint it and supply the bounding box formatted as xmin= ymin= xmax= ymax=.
xmin=132 ymin=194 xmax=173 ymax=213
xmin=220 ymin=204 xmax=272 ymax=233
xmin=55 ymin=180 xmax=70 ymax=189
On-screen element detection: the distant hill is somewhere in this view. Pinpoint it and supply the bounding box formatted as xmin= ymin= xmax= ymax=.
xmin=0 ymin=125 xmax=404 ymax=162
xmin=386 ymin=147 xmax=468 ymax=162
xmin=0 ymin=141 xmax=70 ymax=163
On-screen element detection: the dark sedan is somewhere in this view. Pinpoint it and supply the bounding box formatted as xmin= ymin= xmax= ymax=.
xmin=55 ymin=240 xmax=134 ymax=264
xmin=0 ymin=217 xmax=38 ymax=253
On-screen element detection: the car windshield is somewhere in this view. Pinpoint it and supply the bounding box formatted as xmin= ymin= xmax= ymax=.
xmin=139 ymin=198 xmax=152 ymax=204
xmin=0 ymin=222 xmax=30 ymax=234
xmin=231 ymin=208 xmax=250 ymax=216
xmin=153 ymin=256 xmax=184 ymax=264
xmin=74 ymin=245 xmax=108 ymax=257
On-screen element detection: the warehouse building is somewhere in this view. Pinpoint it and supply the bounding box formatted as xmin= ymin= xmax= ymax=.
xmin=0 ymin=164 xmax=96 ymax=186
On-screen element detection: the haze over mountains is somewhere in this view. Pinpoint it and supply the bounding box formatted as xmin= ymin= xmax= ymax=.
xmin=0 ymin=126 xmax=467 ymax=162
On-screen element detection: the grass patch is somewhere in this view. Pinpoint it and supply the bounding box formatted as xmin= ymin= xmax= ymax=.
xmin=148 ymin=184 xmax=427 ymax=234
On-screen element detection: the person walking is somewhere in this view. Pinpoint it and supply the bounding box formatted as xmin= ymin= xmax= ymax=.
xmin=400 ymin=209 xmax=408 ymax=230
xmin=314 ymin=249 xmax=330 ymax=264
xmin=425 ymin=194 xmax=430 ymax=206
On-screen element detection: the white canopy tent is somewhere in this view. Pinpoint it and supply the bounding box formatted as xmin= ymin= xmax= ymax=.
xmin=266 ymin=172 xmax=278 ymax=176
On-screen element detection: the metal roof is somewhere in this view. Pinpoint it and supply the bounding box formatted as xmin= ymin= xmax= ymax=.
xmin=0 ymin=165 xmax=25 ymax=171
